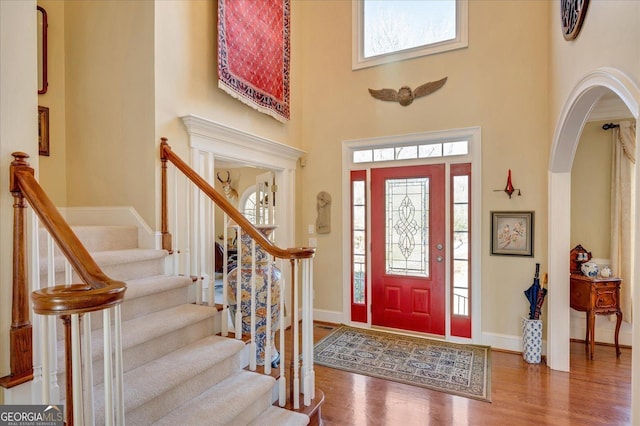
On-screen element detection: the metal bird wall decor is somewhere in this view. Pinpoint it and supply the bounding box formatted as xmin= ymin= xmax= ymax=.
xmin=368 ymin=77 xmax=448 ymax=107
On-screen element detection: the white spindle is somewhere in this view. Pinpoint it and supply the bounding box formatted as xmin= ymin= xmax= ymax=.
xmin=293 ymin=260 xmax=300 ymax=410
xmin=190 ymin=149 xmax=201 ymax=303
xmin=303 ymin=258 xmax=315 ymax=405
xmin=46 ymin=233 xmax=58 ymax=403
xmin=71 ymin=314 xmax=83 ymax=425
xmin=206 ymin=152 xmax=215 ymax=306
xmin=301 ymin=259 xmax=309 ymax=405
xmin=103 ymin=309 xmax=114 ymax=426
xmin=221 ymin=213 xmax=229 ymax=336
xmin=82 ymin=314 xmax=95 ymax=426
xmin=249 ymin=238 xmax=257 ymax=371
xmin=264 ymin=251 xmax=272 ymax=375
xmin=40 ymin=315 xmax=49 ymax=403
xmin=114 ymin=305 xmax=125 ymax=426
xmin=278 ymin=257 xmax=286 ymax=407
xmin=172 ymin=161 xmax=180 ymax=273
xmin=184 ymin=174 xmax=191 ymax=279
xmin=235 ymin=229 xmax=243 ymax=340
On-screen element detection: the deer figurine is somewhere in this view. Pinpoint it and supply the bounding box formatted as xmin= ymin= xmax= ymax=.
xmin=216 ymin=171 xmax=238 ymax=203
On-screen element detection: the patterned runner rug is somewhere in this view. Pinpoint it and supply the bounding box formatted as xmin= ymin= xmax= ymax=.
xmin=314 ymin=325 xmax=491 ymax=402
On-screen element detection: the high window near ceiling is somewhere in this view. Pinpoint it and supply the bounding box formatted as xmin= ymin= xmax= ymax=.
xmin=352 ymin=0 xmax=468 ymax=69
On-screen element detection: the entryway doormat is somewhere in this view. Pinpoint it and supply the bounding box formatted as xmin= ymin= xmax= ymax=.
xmin=314 ymin=325 xmax=491 ymax=402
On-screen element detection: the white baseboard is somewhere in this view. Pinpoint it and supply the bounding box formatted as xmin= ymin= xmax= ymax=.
xmin=570 ymin=312 xmax=633 ymax=346
xmin=312 ymin=308 xmax=537 ymax=354
xmin=313 ymin=308 xmax=344 ymax=325
xmin=58 ymin=206 xmax=156 ymax=249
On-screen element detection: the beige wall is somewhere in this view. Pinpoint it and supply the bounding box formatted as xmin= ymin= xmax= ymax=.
xmin=64 ymin=1 xmax=156 ymax=226
xmin=298 ymin=1 xmax=550 ymax=338
xmin=548 ymin=1 xmax=640 ymax=416
xmin=0 ymin=0 xmax=39 ymax=396
xmin=154 ymin=0 xmax=303 ymax=228
xmin=37 ymin=0 xmax=67 ymax=206
xmin=570 ymin=120 xmax=616 ymax=258
xmin=549 ymin=1 xmax=640 ymax=128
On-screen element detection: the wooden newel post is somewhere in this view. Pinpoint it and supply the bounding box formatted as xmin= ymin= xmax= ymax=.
xmin=0 ymin=152 xmax=34 ymax=388
xmin=160 ymin=138 xmax=172 ymax=252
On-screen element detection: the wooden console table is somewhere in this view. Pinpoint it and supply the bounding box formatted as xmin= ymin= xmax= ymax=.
xmin=570 ymin=274 xmax=622 ymax=360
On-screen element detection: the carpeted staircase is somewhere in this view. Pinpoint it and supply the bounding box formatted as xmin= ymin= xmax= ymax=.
xmin=42 ymin=225 xmax=308 ymax=425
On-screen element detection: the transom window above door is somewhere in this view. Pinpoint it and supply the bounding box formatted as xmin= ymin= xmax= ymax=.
xmin=352 ymin=0 xmax=468 ymax=70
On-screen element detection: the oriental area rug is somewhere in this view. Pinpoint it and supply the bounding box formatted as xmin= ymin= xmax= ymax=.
xmin=314 ymin=325 xmax=491 ymax=402
xmin=218 ymin=0 xmax=290 ymax=122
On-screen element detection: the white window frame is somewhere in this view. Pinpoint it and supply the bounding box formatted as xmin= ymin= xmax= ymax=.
xmin=352 ymin=0 xmax=469 ymax=70
xmin=341 ymin=127 xmax=482 ymax=343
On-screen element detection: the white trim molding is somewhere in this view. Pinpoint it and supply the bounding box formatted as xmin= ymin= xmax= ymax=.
xmin=181 ymin=114 xmax=304 ymax=170
xmin=548 ymin=67 xmax=640 ymax=378
xmin=341 ymin=126 xmax=482 ymax=343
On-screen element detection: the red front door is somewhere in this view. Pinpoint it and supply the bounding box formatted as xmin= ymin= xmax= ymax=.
xmin=371 ymin=164 xmax=446 ymax=335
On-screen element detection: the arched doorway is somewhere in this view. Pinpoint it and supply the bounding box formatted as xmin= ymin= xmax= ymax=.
xmin=547 ymin=68 xmax=639 ymax=378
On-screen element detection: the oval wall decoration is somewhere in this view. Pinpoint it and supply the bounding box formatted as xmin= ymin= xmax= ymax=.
xmin=561 ymin=0 xmax=590 ymax=41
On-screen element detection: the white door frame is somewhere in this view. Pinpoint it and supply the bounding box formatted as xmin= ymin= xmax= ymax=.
xmin=547 ymin=68 xmax=639 ymax=380
xmin=180 ymin=114 xmax=305 ymax=328
xmin=341 ymin=127 xmax=482 ymax=343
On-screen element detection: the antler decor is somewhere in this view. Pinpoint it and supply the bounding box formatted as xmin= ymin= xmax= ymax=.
xmin=368 ymin=77 xmax=447 ymax=107
xmin=216 ymin=171 xmax=238 ymax=202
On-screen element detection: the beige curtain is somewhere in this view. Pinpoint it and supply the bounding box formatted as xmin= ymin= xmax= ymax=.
xmin=610 ymin=120 xmax=636 ymax=323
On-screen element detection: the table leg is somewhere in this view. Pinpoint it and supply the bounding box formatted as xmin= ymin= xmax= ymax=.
xmin=588 ymin=310 xmax=596 ymax=360
xmin=615 ymin=311 xmax=622 ymax=358
xmin=584 ymin=313 xmax=589 ymax=346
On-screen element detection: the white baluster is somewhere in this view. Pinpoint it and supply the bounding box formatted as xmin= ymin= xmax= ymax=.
xmin=205 ymin=152 xmax=215 ymax=306
xmin=45 ymin=234 xmax=59 ymax=403
xmin=82 ymin=314 xmax=95 ymax=426
xmin=249 ymin=238 xmax=257 ymax=371
xmin=103 ymin=309 xmax=114 ymax=426
xmin=264 ymin=252 xmax=272 ymax=375
xmin=221 ymin=213 xmax=229 ymax=336
xmin=235 ymin=229 xmax=243 ymax=340
xmin=172 ymin=163 xmax=180 ymax=274
xmin=71 ymin=314 xmax=83 ymax=425
xmin=114 ymin=305 xmax=125 ymax=426
xmin=293 ymin=260 xmax=300 ymax=410
xmin=278 ymin=257 xmax=286 ymax=407
xmin=303 ymin=258 xmax=315 ymax=404
xmin=190 ymin=149 xmax=200 ymax=304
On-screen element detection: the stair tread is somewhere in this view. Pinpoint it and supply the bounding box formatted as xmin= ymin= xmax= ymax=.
xmin=247 ymin=405 xmax=310 ymax=426
xmin=40 ymin=248 xmax=167 ymax=274
xmin=93 ymin=335 xmax=245 ymax=415
xmin=151 ymin=371 xmax=276 ymax=426
xmin=57 ymin=304 xmax=218 ymax=366
xmin=123 ymin=274 xmax=192 ymax=301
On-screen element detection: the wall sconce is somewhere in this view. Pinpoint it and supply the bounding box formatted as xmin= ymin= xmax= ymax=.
xmin=494 ymin=169 xmax=521 ymax=199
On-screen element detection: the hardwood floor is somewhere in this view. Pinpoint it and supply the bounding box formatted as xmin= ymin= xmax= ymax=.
xmin=310 ymin=323 xmax=632 ymax=426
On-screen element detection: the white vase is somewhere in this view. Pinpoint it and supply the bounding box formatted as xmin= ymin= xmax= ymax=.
xmin=581 ymin=261 xmax=599 ymax=278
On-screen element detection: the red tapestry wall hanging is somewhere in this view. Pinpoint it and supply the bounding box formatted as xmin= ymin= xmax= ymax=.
xmin=218 ymin=0 xmax=290 ymax=122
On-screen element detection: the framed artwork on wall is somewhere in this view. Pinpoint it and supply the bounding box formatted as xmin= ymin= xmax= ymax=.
xmin=37 ymin=6 xmax=48 ymax=94
xmin=38 ymin=106 xmax=50 ymax=156
xmin=491 ymin=211 xmax=534 ymax=257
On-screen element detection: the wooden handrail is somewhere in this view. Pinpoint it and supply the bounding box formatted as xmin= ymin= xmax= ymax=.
xmin=160 ymin=138 xmax=315 ymax=261
xmin=11 ymin=152 xmax=127 ymax=315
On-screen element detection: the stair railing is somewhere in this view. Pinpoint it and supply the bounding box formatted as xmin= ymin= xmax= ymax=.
xmin=160 ymin=139 xmax=316 ymax=409
xmin=1 ymin=152 xmax=127 ymax=425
